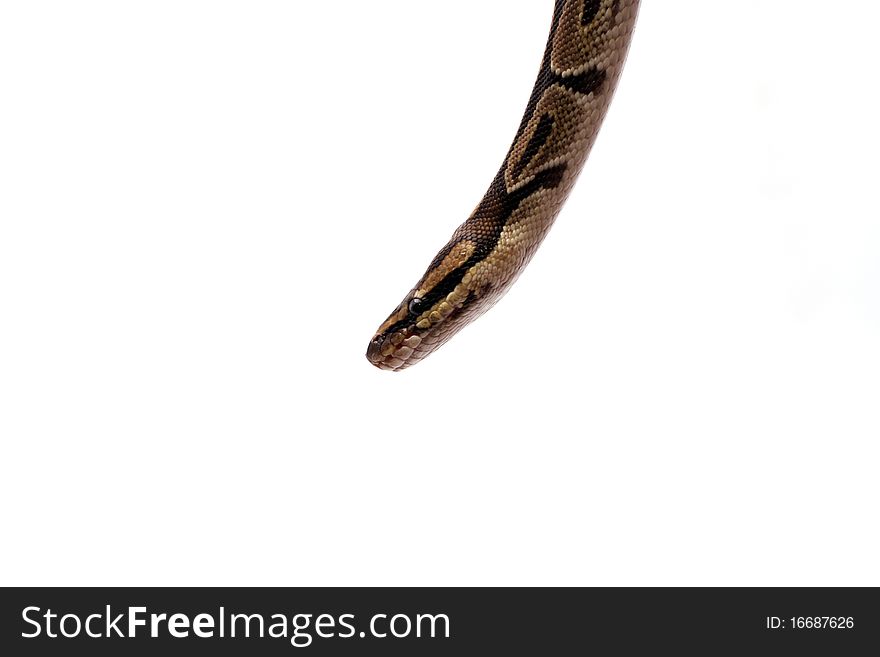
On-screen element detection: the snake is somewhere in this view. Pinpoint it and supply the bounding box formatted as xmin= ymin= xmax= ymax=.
xmin=367 ymin=0 xmax=640 ymax=371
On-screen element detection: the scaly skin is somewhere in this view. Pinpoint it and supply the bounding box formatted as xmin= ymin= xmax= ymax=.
xmin=367 ymin=0 xmax=640 ymax=371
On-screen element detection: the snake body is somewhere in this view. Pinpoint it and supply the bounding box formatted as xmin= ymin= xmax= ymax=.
xmin=367 ymin=0 xmax=640 ymax=370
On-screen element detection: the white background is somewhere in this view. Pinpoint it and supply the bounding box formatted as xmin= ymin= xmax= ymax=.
xmin=1 ymin=1 xmax=878 ymax=586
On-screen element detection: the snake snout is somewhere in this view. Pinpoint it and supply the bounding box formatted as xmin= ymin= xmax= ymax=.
xmin=366 ymin=335 xmax=385 ymax=364
xmin=365 ymin=329 xmax=426 ymax=371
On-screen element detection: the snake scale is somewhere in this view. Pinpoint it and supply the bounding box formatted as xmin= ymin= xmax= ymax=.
xmin=367 ymin=0 xmax=640 ymax=370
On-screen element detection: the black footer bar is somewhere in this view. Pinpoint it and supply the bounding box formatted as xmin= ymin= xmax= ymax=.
xmin=2 ymin=587 xmax=877 ymax=655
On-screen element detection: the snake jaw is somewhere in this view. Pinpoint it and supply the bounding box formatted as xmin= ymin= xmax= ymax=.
xmin=366 ymin=329 xmax=424 ymax=371
xmin=366 ymin=292 xmax=482 ymax=371
xmin=366 ymin=286 xmax=477 ymax=371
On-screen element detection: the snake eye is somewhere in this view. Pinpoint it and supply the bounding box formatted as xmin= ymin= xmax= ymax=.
xmin=408 ymin=297 xmax=424 ymax=315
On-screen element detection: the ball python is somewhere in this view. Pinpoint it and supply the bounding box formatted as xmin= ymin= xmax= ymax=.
xmin=367 ymin=0 xmax=640 ymax=371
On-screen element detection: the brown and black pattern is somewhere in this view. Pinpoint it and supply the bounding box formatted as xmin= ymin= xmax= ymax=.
xmin=367 ymin=0 xmax=640 ymax=370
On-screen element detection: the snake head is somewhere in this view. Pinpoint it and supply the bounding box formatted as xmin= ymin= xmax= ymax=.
xmin=365 ymin=294 xmax=430 ymax=371
xmin=366 ymin=240 xmax=486 ymax=371
xmin=366 ymin=286 xmax=478 ymax=371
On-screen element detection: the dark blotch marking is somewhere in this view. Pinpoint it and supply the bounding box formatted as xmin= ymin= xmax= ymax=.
xmin=553 ymin=67 xmax=607 ymax=96
xmin=511 ymin=113 xmax=555 ymax=181
xmin=581 ymin=0 xmax=601 ymax=25
xmin=420 ymin=164 xmax=568 ymax=312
